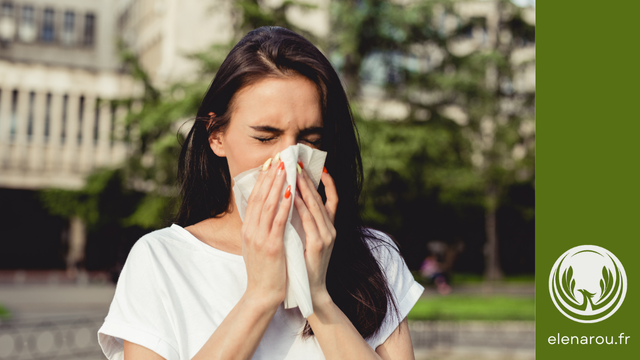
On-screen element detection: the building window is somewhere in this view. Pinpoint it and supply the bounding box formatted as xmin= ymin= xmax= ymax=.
xmin=0 ymin=2 xmax=16 ymax=43
xmin=10 ymin=89 xmax=17 ymax=141
xmin=1 ymin=2 xmax=12 ymax=16
xmin=62 ymin=11 xmax=75 ymax=45
xmin=41 ymin=8 xmax=54 ymax=42
xmin=83 ymin=13 xmax=95 ymax=46
xmin=93 ymin=99 xmax=100 ymax=145
xmin=61 ymin=95 xmax=68 ymax=144
xmin=110 ymin=104 xmax=116 ymax=147
xmin=78 ymin=95 xmax=84 ymax=145
xmin=44 ymin=93 xmax=52 ymax=142
xmin=19 ymin=5 xmax=35 ymax=43
xmin=27 ymin=91 xmax=35 ymax=142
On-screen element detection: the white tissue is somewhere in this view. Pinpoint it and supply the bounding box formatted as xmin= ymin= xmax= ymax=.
xmin=232 ymin=144 xmax=327 ymax=318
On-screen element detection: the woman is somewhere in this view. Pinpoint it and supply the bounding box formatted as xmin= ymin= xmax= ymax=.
xmin=98 ymin=26 xmax=423 ymax=360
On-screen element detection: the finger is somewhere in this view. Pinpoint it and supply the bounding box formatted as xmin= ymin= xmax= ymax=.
xmin=259 ymin=161 xmax=288 ymax=233
xmin=320 ymin=170 xmax=338 ymax=223
xmin=271 ymin=182 xmax=294 ymax=240
xmin=244 ymin=158 xmax=271 ymax=224
xmin=294 ymin=189 xmax=320 ymax=241
xmin=246 ymin=158 xmax=271 ymax=205
xmin=296 ymin=169 xmax=332 ymax=237
xmin=300 ymin=168 xmax=333 ymax=229
xmin=247 ymin=158 xmax=279 ymax=226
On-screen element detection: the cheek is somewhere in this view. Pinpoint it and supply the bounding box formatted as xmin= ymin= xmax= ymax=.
xmin=224 ymin=136 xmax=272 ymax=177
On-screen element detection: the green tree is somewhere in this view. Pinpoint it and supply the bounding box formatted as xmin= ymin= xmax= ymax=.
xmin=330 ymin=0 xmax=535 ymax=279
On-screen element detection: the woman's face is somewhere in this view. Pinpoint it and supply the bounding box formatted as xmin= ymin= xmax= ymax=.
xmin=210 ymin=75 xmax=323 ymax=178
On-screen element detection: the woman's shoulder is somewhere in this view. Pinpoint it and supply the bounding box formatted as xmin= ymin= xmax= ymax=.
xmin=360 ymin=228 xmax=409 ymax=278
xmin=126 ymin=224 xmax=200 ymax=262
xmin=361 ymin=227 xmax=401 ymax=258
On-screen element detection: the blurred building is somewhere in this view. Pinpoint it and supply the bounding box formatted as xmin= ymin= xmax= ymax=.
xmin=115 ymin=0 xmax=330 ymax=86
xmin=0 ymin=0 xmax=136 ymax=273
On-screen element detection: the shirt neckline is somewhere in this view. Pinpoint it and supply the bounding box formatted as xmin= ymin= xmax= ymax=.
xmin=170 ymin=223 xmax=245 ymax=263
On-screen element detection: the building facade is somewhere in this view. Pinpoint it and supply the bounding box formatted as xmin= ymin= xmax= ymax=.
xmin=0 ymin=0 xmax=137 ymax=274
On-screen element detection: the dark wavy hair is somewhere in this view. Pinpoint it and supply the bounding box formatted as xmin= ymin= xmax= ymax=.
xmin=176 ymin=26 xmax=399 ymax=339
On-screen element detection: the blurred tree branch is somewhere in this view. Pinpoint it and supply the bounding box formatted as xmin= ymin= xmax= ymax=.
xmin=331 ymin=0 xmax=535 ymax=279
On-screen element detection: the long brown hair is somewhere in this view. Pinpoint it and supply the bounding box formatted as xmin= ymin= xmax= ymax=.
xmin=176 ymin=26 xmax=399 ymax=339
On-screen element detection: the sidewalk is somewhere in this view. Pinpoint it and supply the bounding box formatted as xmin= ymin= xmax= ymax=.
xmin=0 ymin=283 xmax=115 ymax=360
xmin=0 ymin=281 xmax=535 ymax=360
xmin=0 ymin=283 xmax=115 ymax=320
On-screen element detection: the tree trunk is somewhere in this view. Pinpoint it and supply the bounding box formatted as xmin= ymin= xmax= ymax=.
xmin=66 ymin=216 xmax=86 ymax=278
xmin=484 ymin=185 xmax=503 ymax=281
xmin=342 ymin=53 xmax=361 ymax=100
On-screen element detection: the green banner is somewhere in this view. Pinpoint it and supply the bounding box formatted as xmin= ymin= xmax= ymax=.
xmin=537 ymin=1 xmax=640 ymax=359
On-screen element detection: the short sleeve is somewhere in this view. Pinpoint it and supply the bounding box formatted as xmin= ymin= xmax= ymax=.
xmin=98 ymin=238 xmax=180 ymax=360
xmin=365 ymin=229 xmax=424 ymax=349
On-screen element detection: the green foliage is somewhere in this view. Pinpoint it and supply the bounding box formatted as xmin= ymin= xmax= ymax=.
xmin=357 ymin=116 xmax=482 ymax=226
xmin=123 ymin=194 xmax=177 ymax=229
xmin=408 ymin=294 xmax=534 ymax=321
xmin=331 ymin=0 xmax=535 ymax=276
xmin=40 ymin=169 xmax=146 ymax=230
xmin=0 ymin=303 xmax=10 ymax=320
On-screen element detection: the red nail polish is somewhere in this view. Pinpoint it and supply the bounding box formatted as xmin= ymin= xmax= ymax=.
xmin=323 ymin=166 xmax=327 ymax=173
xmin=298 ymin=161 xmax=304 ymax=169
xmin=278 ymin=162 xmax=285 ymax=171
xmin=284 ymin=185 xmax=291 ymax=199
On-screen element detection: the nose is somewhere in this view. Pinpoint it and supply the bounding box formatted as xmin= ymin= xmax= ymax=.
xmin=277 ymin=135 xmax=298 ymax=153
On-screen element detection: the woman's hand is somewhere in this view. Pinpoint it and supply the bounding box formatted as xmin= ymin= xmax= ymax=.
xmin=294 ymin=166 xmax=338 ymax=304
xmin=241 ymin=157 xmax=292 ymax=308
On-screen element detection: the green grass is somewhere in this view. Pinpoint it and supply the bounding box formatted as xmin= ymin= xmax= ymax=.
xmin=407 ymin=295 xmax=534 ymax=321
xmin=0 ymin=303 xmax=10 ymax=320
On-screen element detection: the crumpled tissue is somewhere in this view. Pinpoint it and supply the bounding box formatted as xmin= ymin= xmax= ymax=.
xmin=232 ymin=144 xmax=327 ymax=318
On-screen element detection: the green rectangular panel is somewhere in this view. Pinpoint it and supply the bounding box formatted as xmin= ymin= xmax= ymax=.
xmin=537 ymin=1 xmax=640 ymax=359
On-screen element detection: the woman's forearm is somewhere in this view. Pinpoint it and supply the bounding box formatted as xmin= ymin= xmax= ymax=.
xmin=307 ymin=293 xmax=384 ymax=360
xmin=191 ymin=292 xmax=279 ymax=360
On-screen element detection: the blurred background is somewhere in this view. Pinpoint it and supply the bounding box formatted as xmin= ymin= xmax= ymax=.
xmin=0 ymin=0 xmax=534 ymax=359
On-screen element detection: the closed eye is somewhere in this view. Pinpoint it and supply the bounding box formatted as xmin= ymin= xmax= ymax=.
xmin=253 ymin=136 xmax=278 ymax=143
xmin=302 ymin=138 xmax=322 ymax=146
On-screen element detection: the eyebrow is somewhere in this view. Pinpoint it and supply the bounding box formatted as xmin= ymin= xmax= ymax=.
xmin=249 ymin=125 xmax=323 ymax=136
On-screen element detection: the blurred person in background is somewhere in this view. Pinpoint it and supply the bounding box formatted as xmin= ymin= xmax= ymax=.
xmin=420 ymin=255 xmax=451 ymax=295
xmin=97 ymin=26 xmax=423 ymax=360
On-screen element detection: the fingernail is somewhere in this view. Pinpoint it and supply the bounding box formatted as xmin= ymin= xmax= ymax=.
xmin=284 ymin=185 xmax=291 ymax=199
xmin=262 ymin=158 xmax=272 ymax=171
xmin=296 ymin=163 xmax=302 ymax=174
xmin=274 ymin=152 xmax=280 ymax=162
xmin=277 ymin=161 xmax=285 ymax=175
xmin=298 ymin=161 xmax=304 ymax=169
xmin=323 ymin=166 xmax=327 ymax=173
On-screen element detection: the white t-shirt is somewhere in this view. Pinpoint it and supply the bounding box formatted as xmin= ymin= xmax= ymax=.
xmin=98 ymin=224 xmax=424 ymax=360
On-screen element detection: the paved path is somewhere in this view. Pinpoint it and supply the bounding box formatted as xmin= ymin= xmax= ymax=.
xmin=0 ymin=283 xmax=534 ymax=360
xmin=0 ymin=284 xmax=115 ymax=320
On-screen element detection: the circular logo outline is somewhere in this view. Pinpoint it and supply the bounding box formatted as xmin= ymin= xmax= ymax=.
xmin=549 ymin=245 xmax=627 ymax=323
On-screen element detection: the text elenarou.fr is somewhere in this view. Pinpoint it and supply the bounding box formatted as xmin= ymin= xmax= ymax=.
xmin=548 ymin=333 xmax=630 ymax=345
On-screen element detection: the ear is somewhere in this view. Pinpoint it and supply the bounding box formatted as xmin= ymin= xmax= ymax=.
xmin=209 ymin=131 xmax=226 ymax=157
